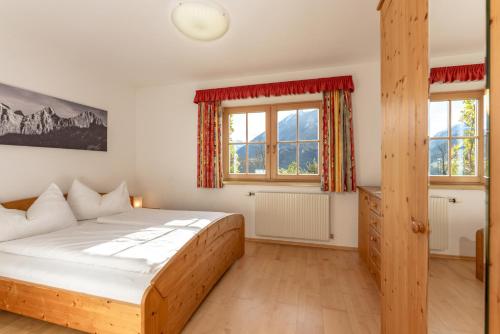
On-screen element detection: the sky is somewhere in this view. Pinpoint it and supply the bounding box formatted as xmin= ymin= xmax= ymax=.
xmin=0 ymin=82 xmax=107 ymax=120
xmin=429 ymin=100 xmax=477 ymax=137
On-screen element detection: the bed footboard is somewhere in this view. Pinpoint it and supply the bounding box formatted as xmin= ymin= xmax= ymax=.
xmin=141 ymin=214 xmax=245 ymax=334
xmin=0 ymin=277 xmax=141 ymax=334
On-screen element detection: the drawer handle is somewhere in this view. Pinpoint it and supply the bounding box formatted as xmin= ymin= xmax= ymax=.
xmin=370 ymin=236 xmax=377 ymax=242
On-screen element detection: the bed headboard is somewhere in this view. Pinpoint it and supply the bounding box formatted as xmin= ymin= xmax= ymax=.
xmin=1 ymin=195 xmax=135 ymax=211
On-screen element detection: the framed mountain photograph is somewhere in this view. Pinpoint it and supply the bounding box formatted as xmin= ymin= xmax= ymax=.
xmin=0 ymin=82 xmax=107 ymax=151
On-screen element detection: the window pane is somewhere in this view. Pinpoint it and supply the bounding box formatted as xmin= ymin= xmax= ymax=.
xmin=248 ymin=112 xmax=266 ymax=143
xmin=429 ymin=101 xmax=449 ymax=137
xmin=429 ymin=139 xmax=449 ymax=176
xmin=248 ymin=144 xmax=266 ymax=174
xmin=229 ymin=114 xmax=246 ymax=143
xmin=278 ymin=110 xmax=297 ymax=141
xmin=278 ymin=143 xmax=297 ymax=175
xmin=298 ymin=109 xmax=319 ymax=141
xmin=229 ymin=144 xmax=246 ymax=174
xmin=451 ymin=138 xmax=477 ymax=176
xmin=451 ymin=100 xmax=477 ymax=137
xmin=299 ymin=142 xmax=319 ymax=175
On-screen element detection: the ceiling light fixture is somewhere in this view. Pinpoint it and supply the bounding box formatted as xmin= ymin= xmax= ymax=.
xmin=171 ymin=0 xmax=230 ymax=41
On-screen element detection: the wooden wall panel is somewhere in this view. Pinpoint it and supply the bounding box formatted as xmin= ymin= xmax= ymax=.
xmin=489 ymin=0 xmax=500 ymax=331
xmin=378 ymin=0 xmax=429 ymax=333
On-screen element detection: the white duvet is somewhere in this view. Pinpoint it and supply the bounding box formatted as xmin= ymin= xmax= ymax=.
xmin=0 ymin=209 xmax=230 ymax=274
xmin=97 ymin=208 xmax=228 ymax=229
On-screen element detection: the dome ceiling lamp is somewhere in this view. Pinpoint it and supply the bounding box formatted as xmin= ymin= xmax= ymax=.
xmin=171 ymin=0 xmax=230 ymax=41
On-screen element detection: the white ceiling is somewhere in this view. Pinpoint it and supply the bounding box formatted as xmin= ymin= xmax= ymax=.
xmin=430 ymin=0 xmax=486 ymax=58
xmin=0 ymin=0 xmax=486 ymax=87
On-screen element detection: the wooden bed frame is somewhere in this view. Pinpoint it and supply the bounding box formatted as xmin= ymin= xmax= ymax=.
xmin=0 ymin=196 xmax=245 ymax=334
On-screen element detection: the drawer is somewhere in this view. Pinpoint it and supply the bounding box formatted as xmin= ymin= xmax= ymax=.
xmin=369 ymin=196 xmax=382 ymax=216
xmin=369 ymin=247 xmax=381 ymax=269
xmin=369 ymin=211 xmax=382 ymax=234
xmin=369 ymin=227 xmax=381 ymax=253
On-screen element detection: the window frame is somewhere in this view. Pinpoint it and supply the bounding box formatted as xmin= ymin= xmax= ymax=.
xmin=429 ymin=90 xmax=485 ymax=185
xmin=270 ymin=101 xmax=323 ymax=182
xmin=222 ymin=101 xmax=322 ymax=183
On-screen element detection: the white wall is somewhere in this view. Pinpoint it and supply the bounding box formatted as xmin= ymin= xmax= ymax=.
xmin=0 ymin=35 xmax=137 ymax=201
xmin=429 ymin=189 xmax=486 ymax=257
xmin=135 ymin=62 xmax=381 ymax=248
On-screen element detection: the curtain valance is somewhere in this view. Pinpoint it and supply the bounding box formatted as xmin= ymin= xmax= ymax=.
xmin=430 ymin=63 xmax=486 ymax=84
xmin=193 ymin=76 xmax=355 ymax=103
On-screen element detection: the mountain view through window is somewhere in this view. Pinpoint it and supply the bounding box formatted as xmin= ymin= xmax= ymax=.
xmin=224 ymin=102 xmax=321 ymax=182
xmin=429 ymin=92 xmax=484 ymax=184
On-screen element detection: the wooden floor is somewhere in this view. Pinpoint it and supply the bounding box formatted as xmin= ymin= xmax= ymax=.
xmin=0 ymin=243 xmax=485 ymax=334
xmin=0 ymin=242 xmax=381 ymax=334
xmin=428 ymin=258 xmax=485 ymax=334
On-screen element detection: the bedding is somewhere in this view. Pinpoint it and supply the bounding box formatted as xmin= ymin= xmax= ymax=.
xmin=0 ymin=210 xmax=231 ymax=274
xmin=97 ymin=208 xmax=227 ymax=229
xmin=0 ymin=183 xmax=76 ymax=242
xmin=0 ymin=250 xmax=153 ymax=304
xmin=67 ymin=180 xmax=132 ymax=220
xmin=0 ymin=208 xmax=30 ymax=242
xmin=0 ymin=222 xmax=195 ymax=274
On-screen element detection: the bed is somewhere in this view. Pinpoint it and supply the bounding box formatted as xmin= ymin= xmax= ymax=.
xmin=0 ymin=196 xmax=245 ymax=334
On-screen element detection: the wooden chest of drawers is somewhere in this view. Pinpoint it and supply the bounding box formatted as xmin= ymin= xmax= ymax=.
xmin=358 ymin=186 xmax=382 ymax=289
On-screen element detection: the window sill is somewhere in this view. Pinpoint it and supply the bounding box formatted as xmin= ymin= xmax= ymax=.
xmin=223 ymin=180 xmax=321 ymax=187
xmin=429 ymin=183 xmax=485 ymax=190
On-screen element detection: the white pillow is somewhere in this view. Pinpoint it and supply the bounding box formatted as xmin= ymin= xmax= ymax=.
xmin=0 ymin=209 xmax=30 ymax=242
xmin=0 ymin=183 xmax=77 ymax=242
xmin=67 ymin=180 xmax=132 ymax=220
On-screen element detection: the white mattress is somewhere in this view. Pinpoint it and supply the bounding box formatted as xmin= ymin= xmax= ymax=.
xmin=0 ymin=209 xmax=232 ymax=304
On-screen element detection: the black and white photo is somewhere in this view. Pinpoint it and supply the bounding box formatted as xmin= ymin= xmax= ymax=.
xmin=0 ymin=82 xmax=107 ymax=151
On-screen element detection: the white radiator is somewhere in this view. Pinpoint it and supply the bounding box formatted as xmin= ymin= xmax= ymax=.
xmin=255 ymin=192 xmax=330 ymax=241
xmin=429 ymin=196 xmax=449 ymax=251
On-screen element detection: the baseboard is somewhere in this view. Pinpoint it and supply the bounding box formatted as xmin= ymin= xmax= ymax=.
xmin=245 ymin=237 xmax=357 ymax=251
xmin=430 ymin=253 xmax=476 ymax=261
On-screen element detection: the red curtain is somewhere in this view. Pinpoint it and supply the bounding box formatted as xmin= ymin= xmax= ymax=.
xmin=321 ymin=90 xmax=356 ymax=192
xmin=197 ymin=101 xmax=223 ymax=188
xmin=430 ymin=64 xmax=485 ymax=84
xmin=194 ymin=76 xmax=354 ymax=103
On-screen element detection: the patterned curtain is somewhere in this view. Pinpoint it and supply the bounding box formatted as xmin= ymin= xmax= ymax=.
xmin=321 ymin=90 xmax=357 ymax=192
xmin=197 ymin=101 xmax=223 ymax=188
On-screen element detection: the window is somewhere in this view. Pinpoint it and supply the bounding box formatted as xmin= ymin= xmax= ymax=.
xmin=429 ymin=91 xmax=485 ymax=184
xmin=223 ymin=101 xmax=321 ymax=182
